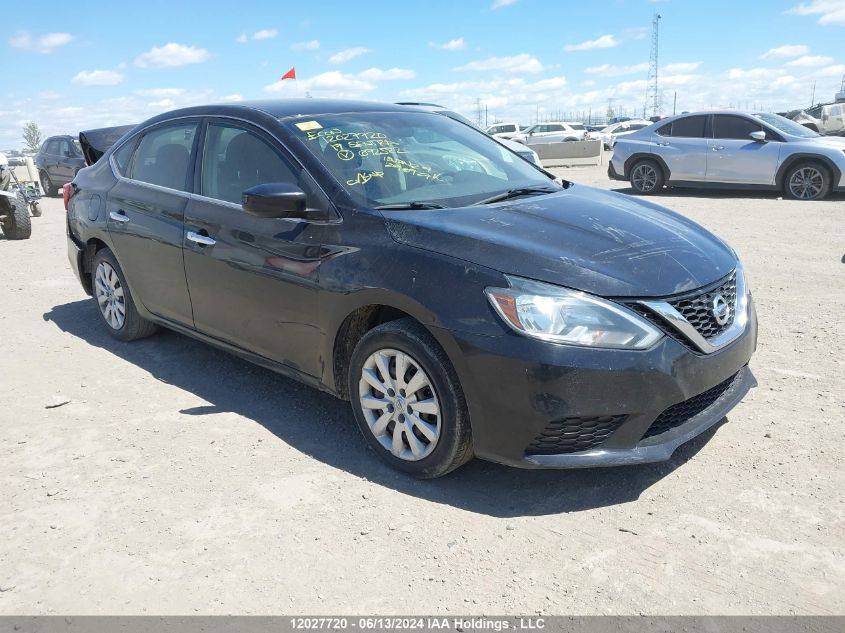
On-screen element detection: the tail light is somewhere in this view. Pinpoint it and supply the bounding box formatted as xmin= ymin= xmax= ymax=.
xmin=63 ymin=183 xmax=73 ymax=210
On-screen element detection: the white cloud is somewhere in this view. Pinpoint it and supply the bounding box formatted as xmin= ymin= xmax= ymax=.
xmin=455 ymin=53 xmax=544 ymax=74
xmin=291 ymin=39 xmax=320 ymax=50
xmin=236 ymin=32 xmax=248 ymax=44
xmin=221 ymin=94 xmax=244 ymax=102
xmin=71 ymin=70 xmax=124 ymax=86
xmin=786 ymin=54 xmax=834 ymax=66
xmin=135 ymin=43 xmax=210 ymax=68
xmin=429 ymin=38 xmax=466 ymax=51
xmin=135 ymin=88 xmax=187 ymax=98
xmin=358 ymin=67 xmax=416 ymax=80
xmin=265 ymin=70 xmax=375 ymax=97
xmin=253 ymin=29 xmax=278 ymax=41
xmin=585 ymin=63 xmax=648 ymax=76
xmin=786 ymin=0 xmax=845 ymax=25
xmin=492 ymin=0 xmax=518 ymax=8
xmin=9 ymin=31 xmax=74 ymax=54
xmin=564 ymin=34 xmax=618 ymax=52
xmin=664 ymin=62 xmax=702 ymax=73
xmin=760 ymin=44 xmax=810 ymax=59
xmin=328 ymin=47 xmax=370 ymax=64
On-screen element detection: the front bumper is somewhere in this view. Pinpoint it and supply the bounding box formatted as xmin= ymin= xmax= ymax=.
xmin=608 ymin=160 xmax=626 ymax=181
xmin=440 ymin=298 xmax=758 ymax=469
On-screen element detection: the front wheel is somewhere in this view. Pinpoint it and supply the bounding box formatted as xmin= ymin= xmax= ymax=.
xmin=30 ymin=202 xmax=42 ymax=217
xmin=0 ymin=191 xmax=32 ymax=239
xmin=91 ymin=248 xmax=158 ymax=341
xmin=629 ymin=159 xmax=665 ymax=195
xmin=348 ymin=318 xmax=473 ymax=478
xmin=784 ymin=162 xmax=830 ymax=200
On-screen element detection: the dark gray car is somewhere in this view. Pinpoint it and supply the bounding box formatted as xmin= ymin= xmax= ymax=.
xmin=35 ymin=135 xmax=86 ymax=196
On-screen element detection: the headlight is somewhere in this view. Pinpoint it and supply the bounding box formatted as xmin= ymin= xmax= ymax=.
xmin=485 ymin=276 xmax=663 ymax=349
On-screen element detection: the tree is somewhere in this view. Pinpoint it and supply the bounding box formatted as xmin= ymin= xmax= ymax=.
xmin=22 ymin=122 xmax=42 ymax=153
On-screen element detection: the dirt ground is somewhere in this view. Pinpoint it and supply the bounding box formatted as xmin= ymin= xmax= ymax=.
xmin=1 ymin=162 xmax=843 ymax=615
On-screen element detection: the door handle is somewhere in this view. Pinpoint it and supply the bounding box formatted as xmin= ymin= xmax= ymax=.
xmin=712 ymin=145 xmax=725 ymax=151
xmin=109 ymin=211 xmax=130 ymax=224
xmin=187 ymin=231 xmax=216 ymax=247
xmin=656 ymin=141 xmax=670 ymax=146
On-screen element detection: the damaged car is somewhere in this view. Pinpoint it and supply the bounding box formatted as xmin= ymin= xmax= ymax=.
xmin=66 ymin=99 xmax=757 ymax=477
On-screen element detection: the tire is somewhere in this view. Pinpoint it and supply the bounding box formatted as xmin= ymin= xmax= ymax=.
xmin=30 ymin=202 xmax=42 ymax=217
xmin=0 ymin=191 xmax=32 ymax=240
xmin=783 ymin=162 xmax=831 ymax=201
xmin=91 ymin=248 xmax=158 ymax=341
xmin=348 ymin=318 xmax=473 ymax=478
xmin=629 ymin=158 xmax=665 ymax=195
xmin=39 ymin=170 xmax=57 ymax=197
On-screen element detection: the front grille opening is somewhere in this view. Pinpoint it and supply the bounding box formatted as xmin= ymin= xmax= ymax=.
xmin=526 ymin=415 xmax=627 ymax=455
xmin=668 ymin=273 xmax=737 ymax=341
xmin=642 ymin=372 xmax=740 ymax=439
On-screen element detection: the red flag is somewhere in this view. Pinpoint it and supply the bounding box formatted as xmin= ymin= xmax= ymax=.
xmin=280 ymin=67 xmax=296 ymax=81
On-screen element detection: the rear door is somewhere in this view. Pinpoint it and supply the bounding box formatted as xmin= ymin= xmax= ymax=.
xmin=654 ymin=115 xmax=709 ymax=181
xmin=105 ymin=120 xmax=199 ymax=325
xmin=706 ymin=114 xmax=781 ymax=185
xmin=182 ymin=119 xmax=329 ymax=376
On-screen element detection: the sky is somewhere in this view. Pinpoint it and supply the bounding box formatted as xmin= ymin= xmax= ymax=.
xmin=4 ymin=0 xmax=845 ymax=149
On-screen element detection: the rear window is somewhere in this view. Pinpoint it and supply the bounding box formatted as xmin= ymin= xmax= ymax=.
xmin=666 ymin=115 xmax=707 ymax=138
xmin=128 ymin=123 xmax=197 ymax=192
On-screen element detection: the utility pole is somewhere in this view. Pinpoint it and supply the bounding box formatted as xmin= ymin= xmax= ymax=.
xmin=645 ymin=12 xmax=662 ymax=118
xmin=810 ymin=81 xmax=816 ymax=107
xmin=475 ymin=98 xmax=483 ymax=127
xmin=673 ymin=91 xmax=677 ymax=115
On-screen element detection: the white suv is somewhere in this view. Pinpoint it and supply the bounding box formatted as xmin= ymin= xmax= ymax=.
xmin=485 ymin=122 xmax=523 ymax=140
xmin=609 ymin=110 xmax=845 ymax=200
xmin=513 ymin=122 xmax=587 ymax=144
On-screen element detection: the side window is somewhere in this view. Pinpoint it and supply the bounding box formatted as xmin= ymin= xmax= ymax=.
xmin=656 ymin=123 xmax=672 ymax=137
xmin=112 ymin=139 xmax=136 ymax=176
xmin=630 ymin=124 xmax=649 ymax=131
xmin=201 ymin=123 xmax=299 ymax=205
xmin=57 ymin=139 xmax=70 ymax=156
xmin=713 ymin=116 xmax=763 ymax=140
xmin=505 ymin=125 xmax=516 ymax=133
xmin=669 ymin=115 xmax=707 ymax=138
xmin=549 ymin=125 xmax=565 ymax=132
xmin=45 ymin=140 xmax=58 ymax=154
xmin=128 ymin=123 xmax=197 ymax=192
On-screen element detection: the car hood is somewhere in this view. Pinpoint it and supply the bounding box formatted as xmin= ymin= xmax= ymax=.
xmin=382 ymin=185 xmax=737 ymax=297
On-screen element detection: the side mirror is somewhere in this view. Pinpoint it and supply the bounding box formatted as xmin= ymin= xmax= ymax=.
xmin=242 ymin=182 xmax=308 ymax=219
xmin=750 ymin=130 xmax=767 ymax=142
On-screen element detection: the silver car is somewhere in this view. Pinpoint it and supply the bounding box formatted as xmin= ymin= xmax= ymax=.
xmin=609 ymin=111 xmax=845 ymax=200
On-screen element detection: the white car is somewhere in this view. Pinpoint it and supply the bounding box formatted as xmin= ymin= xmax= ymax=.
xmin=485 ymin=122 xmax=523 ymax=140
xmin=513 ymin=122 xmax=587 ymax=144
xmin=791 ymin=102 xmax=845 ymax=136
xmin=590 ymin=120 xmax=653 ymax=150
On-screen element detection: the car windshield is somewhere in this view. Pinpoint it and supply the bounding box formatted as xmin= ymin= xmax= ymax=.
xmin=72 ymin=139 xmax=82 ymax=154
xmin=569 ymin=124 xmax=585 ymax=130
xmin=285 ymin=111 xmax=557 ymax=208
xmin=752 ymin=112 xmax=820 ymax=138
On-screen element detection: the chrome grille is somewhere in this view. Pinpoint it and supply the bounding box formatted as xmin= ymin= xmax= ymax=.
xmin=668 ymin=273 xmax=737 ymax=340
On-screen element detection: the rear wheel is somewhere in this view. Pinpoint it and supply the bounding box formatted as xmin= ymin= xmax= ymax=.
xmin=348 ymin=318 xmax=473 ymax=478
xmin=629 ymin=159 xmax=665 ymax=195
xmin=0 ymin=191 xmax=32 ymax=240
xmin=784 ymin=162 xmax=830 ymax=200
xmin=39 ymin=171 xmax=57 ymax=197
xmin=91 ymin=248 xmax=158 ymax=341
xmin=30 ymin=202 xmax=42 ymax=217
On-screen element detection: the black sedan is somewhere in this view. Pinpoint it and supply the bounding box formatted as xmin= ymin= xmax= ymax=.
xmin=66 ymin=99 xmax=757 ymax=478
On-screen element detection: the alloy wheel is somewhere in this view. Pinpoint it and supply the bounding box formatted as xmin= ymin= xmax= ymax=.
xmin=788 ymin=167 xmax=823 ymax=200
xmin=632 ymin=164 xmax=658 ymax=192
xmin=94 ymin=261 xmax=126 ymax=330
xmin=358 ymin=348 xmax=441 ymax=461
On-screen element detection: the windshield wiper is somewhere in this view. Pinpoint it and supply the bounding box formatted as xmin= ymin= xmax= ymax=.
xmin=374 ymin=202 xmax=447 ymax=210
xmin=472 ymin=186 xmax=559 ymax=206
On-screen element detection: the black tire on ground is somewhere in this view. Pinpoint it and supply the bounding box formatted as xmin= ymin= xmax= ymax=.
xmin=348 ymin=318 xmax=473 ymax=478
xmin=629 ymin=158 xmax=665 ymax=195
xmin=783 ymin=162 xmax=831 ymax=201
xmin=91 ymin=247 xmax=159 ymax=341
xmin=0 ymin=191 xmax=32 ymax=239
xmin=30 ymin=202 xmax=42 ymax=217
xmin=39 ymin=171 xmax=58 ymax=197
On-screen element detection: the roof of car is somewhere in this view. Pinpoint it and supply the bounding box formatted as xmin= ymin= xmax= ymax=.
xmin=171 ymin=99 xmax=423 ymax=121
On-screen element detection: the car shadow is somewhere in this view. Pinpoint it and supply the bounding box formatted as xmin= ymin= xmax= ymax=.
xmin=609 ymin=185 xmax=845 ymax=201
xmin=44 ymin=299 xmax=725 ymax=518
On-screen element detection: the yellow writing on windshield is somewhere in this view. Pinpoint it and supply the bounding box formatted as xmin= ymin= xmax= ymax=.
xmin=346 ymin=171 xmax=385 ymax=186
xmin=383 ymin=156 xmax=444 ymax=182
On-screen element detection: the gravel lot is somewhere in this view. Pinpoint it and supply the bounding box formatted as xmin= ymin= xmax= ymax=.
xmin=1 ymin=163 xmax=843 ymax=615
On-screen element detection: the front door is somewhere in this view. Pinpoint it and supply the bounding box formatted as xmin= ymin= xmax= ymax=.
xmin=706 ymin=114 xmax=782 ymax=185
xmin=105 ymin=120 xmax=199 ymax=325
xmin=182 ymin=120 xmax=328 ymax=376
